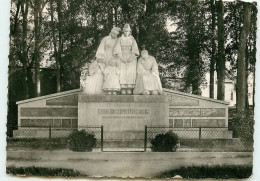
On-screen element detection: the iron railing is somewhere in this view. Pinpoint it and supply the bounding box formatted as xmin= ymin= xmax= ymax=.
xmin=144 ymin=126 xmax=253 ymax=152
xmin=8 ymin=126 xmax=103 ymax=152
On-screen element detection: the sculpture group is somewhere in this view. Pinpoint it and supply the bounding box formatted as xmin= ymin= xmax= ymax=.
xmin=80 ymin=24 xmax=162 ymax=95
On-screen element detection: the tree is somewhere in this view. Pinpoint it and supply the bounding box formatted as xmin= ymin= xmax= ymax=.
xmin=21 ymin=0 xmax=29 ymax=99
xmin=171 ymin=0 xmax=208 ymax=95
xmin=236 ymin=2 xmax=251 ymax=118
xmin=216 ymin=0 xmax=225 ymax=100
xmin=32 ymin=0 xmax=42 ymax=97
xmin=209 ymin=0 xmax=216 ymax=98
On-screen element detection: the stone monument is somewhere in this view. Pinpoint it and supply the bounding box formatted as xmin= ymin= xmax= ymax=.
xmin=14 ymin=24 xmax=232 ymax=150
xmin=79 ymin=24 xmax=168 ymax=147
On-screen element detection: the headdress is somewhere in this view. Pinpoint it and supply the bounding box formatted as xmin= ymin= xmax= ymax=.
xmin=141 ymin=50 xmax=148 ymax=55
xmin=123 ymin=24 xmax=131 ymax=32
xmin=111 ymin=27 xmax=121 ymax=35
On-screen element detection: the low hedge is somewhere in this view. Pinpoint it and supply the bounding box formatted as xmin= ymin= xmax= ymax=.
xmin=151 ymin=131 xmax=179 ymax=152
xmin=67 ymin=130 xmax=97 ymax=152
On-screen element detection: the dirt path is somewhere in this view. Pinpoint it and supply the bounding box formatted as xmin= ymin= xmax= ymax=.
xmin=7 ymin=151 xmax=253 ymax=178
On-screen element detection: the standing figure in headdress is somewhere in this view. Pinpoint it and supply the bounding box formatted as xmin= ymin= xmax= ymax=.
xmin=113 ymin=24 xmax=139 ymax=95
xmin=96 ymin=27 xmax=121 ymax=66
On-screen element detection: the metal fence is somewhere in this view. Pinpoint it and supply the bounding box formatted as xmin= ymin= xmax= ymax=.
xmin=8 ymin=125 xmax=253 ymax=152
xmin=8 ymin=126 xmax=103 ymax=152
xmin=144 ymin=126 xmax=253 ymax=152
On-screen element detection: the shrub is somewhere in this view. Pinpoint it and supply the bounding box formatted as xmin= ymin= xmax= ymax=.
xmin=151 ymin=131 xmax=179 ymax=152
xmin=67 ymin=130 xmax=96 ymax=152
xmin=230 ymin=112 xmax=254 ymax=141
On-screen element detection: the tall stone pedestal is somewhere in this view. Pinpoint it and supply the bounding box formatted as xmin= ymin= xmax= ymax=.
xmin=78 ymin=94 xmax=169 ymax=142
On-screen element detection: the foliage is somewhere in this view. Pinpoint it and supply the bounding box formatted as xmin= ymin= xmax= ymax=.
xmin=230 ymin=112 xmax=254 ymax=141
xmin=167 ymin=0 xmax=210 ymax=94
xmin=7 ymin=0 xmax=257 ymax=134
xmin=67 ymin=130 xmax=97 ymax=152
xmin=157 ymin=165 xmax=252 ymax=179
xmin=6 ymin=166 xmax=85 ymax=177
xmin=151 ymin=131 xmax=179 ymax=152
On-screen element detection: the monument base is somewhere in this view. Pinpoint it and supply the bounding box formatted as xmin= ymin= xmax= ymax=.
xmin=78 ymin=94 xmax=169 ymax=141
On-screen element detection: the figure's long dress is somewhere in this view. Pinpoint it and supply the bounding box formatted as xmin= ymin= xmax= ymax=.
xmin=96 ymin=36 xmax=118 ymax=66
xmin=133 ymin=56 xmax=163 ymax=94
xmin=103 ymin=66 xmax=121 ymax=91
xmin=113 ymin=35 xmax=139 ymax=88
xmin=83 ymin=62 xmax=105 ymax=95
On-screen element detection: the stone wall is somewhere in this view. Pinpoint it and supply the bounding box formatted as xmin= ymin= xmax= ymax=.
xmin=15 ymin=88 xmax=230 ymax=139
xmin=164 ymin=89 xmax=229 ymax=128
xmin=16 ymin=89 xmax=81 ymax=128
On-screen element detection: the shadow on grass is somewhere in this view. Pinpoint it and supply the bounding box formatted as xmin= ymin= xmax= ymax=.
xmin=157 ymin=165 xmax=252 ymax=179
xmin=6 ymin=166 xmax=87 ymax=177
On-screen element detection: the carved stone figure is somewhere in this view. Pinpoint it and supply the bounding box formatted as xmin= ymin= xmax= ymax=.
xmin=113 ymin=24 xmax=139 ymax=95
xmin=133 ymin=50 xmax=163 ymax=95
xmin=103 ymin=58 xmax=121 ymax=95
xmin=81 ymin=59 xmax=105 ymax=95
xmin=96 ymin=27 xmax=121 ymax=66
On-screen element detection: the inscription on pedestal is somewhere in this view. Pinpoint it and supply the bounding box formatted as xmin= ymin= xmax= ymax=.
xmin=78 ymin=95 xmax=169 ymax=139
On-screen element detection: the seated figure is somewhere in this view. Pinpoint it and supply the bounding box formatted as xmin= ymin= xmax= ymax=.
xmin=133 ymin=50 xmax=163 ymax=95
xmin=80 ymin=59 xmax=105 ymax=95
xmin=103 ymin=58 xmax=121 ymax=95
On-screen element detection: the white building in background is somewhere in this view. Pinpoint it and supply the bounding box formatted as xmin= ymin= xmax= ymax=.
xmin=201 ymin=71 xmax=254 ymax=107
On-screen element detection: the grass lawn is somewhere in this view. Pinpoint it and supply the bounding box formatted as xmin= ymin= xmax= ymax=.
xmin=157 ymin=165 xmax=252 ymax=179
xmin=6 ymin=166 xmax=86 ymax=177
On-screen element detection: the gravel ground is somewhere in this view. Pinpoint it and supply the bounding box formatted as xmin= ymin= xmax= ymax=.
xmin=6 ymin=151 xmax=253 ymax=178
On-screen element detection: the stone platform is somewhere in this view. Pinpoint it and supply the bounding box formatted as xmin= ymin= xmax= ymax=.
xmin=14 ymin=88 xmax=233 ymax=143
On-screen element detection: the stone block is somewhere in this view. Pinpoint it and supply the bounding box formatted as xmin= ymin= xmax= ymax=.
xmin=200 ymin=108 xmax=226 ymax=117
xmin=72 ymin=119 xmax=78 ymax=128
xmin=21 ymin=108 xmax=78 ymax=117
xmin=169 ymin=119 xmax=173 ymax=128
xmin=46 ymin=94 xmax=78 ymax=106
xmin=62 ymin=119 xmax=71 ymax=128
xmin=174 ymin=119 xmax=183 ymax=127
xmin=167 ymin=95 xmax=199 ymax=106
xmin=184 ymin=119 xmax=191 ymax=127
xmin=53 ymin=119 xmax=62 ymax=127
xmin=192 ymin=119 xmax=226 ymax=127
xmin=21 ymin=119 xmax=52 ymax=127
xmin=169 ymin=108 xmax=201 ymax=117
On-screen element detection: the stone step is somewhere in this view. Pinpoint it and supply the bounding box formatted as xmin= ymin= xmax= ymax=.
xmin=104 ymin=131 xmax=144 ymax=140
xmin=103 ymin=139 xmax=144 ymax=148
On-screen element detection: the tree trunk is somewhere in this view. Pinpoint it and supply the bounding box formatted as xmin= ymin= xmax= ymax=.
xmin=216 ymin=0 xmax=225 ymax=101
xmin=209 ymin=0 xmax=216 ymax=98
xmin=21 ymin=0 xmax=29 ymax=99
xmin=253 ymin=63 xmax=255 ymax=110
xmin=114 ymin=6 xmax=118 ymax=26
xmin=34 ymin=0 xmax=41 ymax=97
xmin=245 ymin=44 xmax=249 ymax=112
xmin=236 ymin=3 xmax=251 ymax=118
xmin=56 ymin=0 xmax=63 ymax=92
xmin=50 ymin=0 xmax=60 ymax=93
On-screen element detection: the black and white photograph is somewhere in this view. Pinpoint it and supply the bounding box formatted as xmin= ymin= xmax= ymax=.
xmin=1 ymin=0 xmax=259 ymax=179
